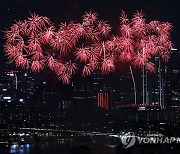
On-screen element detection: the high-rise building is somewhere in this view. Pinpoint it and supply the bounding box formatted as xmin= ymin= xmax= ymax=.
xmin=110 ymin=66 xmax=138 ymax=108
xmin=0 ymin=59 xmax=36 ymax=104
xmin=143 ymin=48 xmax=179 ymax=109
xmin=73 ymin=71 xmax=112 ymax=110
xmin=147 ymin=56 xmax=165 ymax=108
xmin=16 ymin=71 xmax=35 ymax=104
xmin=164 ymin=48 xmax=180 ymax=108
xmin=0 ymin=71 xmax=16 ymax=103
xmin=73 ymin=74 xmax=98 ymax=109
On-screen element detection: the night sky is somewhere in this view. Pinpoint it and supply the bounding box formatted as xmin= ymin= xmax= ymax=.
xmin=0 ymin=0 xmax=179 ymax=87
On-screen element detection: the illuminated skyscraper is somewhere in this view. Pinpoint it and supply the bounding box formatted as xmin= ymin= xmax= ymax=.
xmin=73 ymin=76 xmax=93 ymax=109
xmin=164 ymin=48 xmax=180 ymax=108
xmin=0 ymin=60 xmax=35 ymax=104
xmin=143 ymin=48 xmax=179 ymax=109
xmin=73 ymin=71 xmax=112 ymax=110
xmin=147 ymin=56 xmax=165 ymax=108
xmin=0 ymin=71 xmax=16 ymax=103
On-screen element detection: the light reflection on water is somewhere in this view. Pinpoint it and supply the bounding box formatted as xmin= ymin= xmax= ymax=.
xmin=10 ymin=144 xmax=30 ymax=154
xmin=3 ymin=140 xmax=180 ymax=154
xmin=9 ymin=142 xmax=115 ymax=154
xmin=9 ymin=141 xmax=72 ymax=154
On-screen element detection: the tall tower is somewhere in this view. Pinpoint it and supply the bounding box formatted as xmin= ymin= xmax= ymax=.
xmin=92 ymin=71 xmax=112 ymax=110
xmin=143 ymin=48 xmax=179 ymax=109
xmin=73 ymin=76 xmax=93 ymax=109
xmin=149 ymin=56 xmax=165 ymax=108
xmin=0 ymin=71 xmax=16 ymax=103
xmin=164 ymin=48 xmax=179 ymax=108
xmin=0 ymin=59 xmax=36 ymax=104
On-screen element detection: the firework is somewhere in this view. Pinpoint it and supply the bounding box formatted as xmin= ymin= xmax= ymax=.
xmin=4 ymin=11 xmax=173 ymax=84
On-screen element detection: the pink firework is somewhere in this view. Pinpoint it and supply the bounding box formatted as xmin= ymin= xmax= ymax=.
xmin=31 ymin=60 xmax=45 ymax=72
xmin=15 ymin=55 xmax=29 ymax=69
xmin=75 ymin=47 xmax=90 ymax=62
xmin=82 ymin=64 xmax=94 ymax=77
xmin=41 ymin=26 xmax=55 ymax=43
xmin=115 ymin=10 xmax=173 ymax=72
xmin=4 ymin=13 xmax=83 ymax=84
xmin=101 ymin=57 xmax=115 ymax=74
xmin=83 ymin=11 xmax=98 ymax=25
xmin=145 ymin=62 xmax=156 ymax=72
xmin=4 ymin=10 xmax=173 ymax=84
xmin=58 ymin=73 xmax=71 ymax=84
xmin=97 ymin=20 xmax=112 ymax=37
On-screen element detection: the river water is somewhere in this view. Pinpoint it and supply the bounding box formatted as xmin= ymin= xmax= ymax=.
xmin=1 ymin=141 xmax=71 ymax=154
xmin=0 ymin=140 xmax=121 ymax=154
xmin=1 ymin=140 xmax=180 ymax=154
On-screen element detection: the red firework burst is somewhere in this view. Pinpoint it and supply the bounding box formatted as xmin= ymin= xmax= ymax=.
xmin=4 ymin=10 xmax=173 ymax=84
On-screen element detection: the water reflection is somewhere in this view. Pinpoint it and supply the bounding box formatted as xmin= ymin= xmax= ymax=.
xmin=5 ymin=140 xmax=180 ymax=154
xmin=10 ymin=144 xmax=30 ymax=153
xmin=9 ymin=142 xmax=71 ymax=154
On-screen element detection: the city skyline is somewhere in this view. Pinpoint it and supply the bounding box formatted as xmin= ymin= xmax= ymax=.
xmin=0 ymin=48 xmax=179 ymax=108
xmin=0 ymin=1 xmax=180 ymax=153
xmin=0 ymin=2 xmax=179 ymax=123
